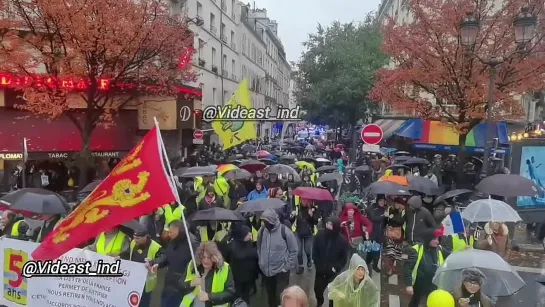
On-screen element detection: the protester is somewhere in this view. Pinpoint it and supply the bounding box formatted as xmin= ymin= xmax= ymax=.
xmin=383 ymin=198 xmax=406 ymax=275
xmin=265 ymin=173 xmax=282 ymax=189
xmin=365 ymin=195 xmax=387 ymax=273
xmin=475 ymin=221 xmax=511 ymax=259
xmin=291 ymin=198 xmax=319 ymax=274
xmin=339 ymin=202 xmax=373 ymax=253
xmin=280 ymin=286 xmax=309 ymax=307
xmin=1 ymin=210 xmax=29 ymax=241
xmin=452 ymin=268 xmax=493 ymax=307
xmin=248 ymin=180 xmax=268 ymax=200
xmin=119 ymin=228 xmax=163 ymax=307
xmin=86 ymin=227 xmax=130 ymax=256
xmin=182 ymin=241 xmax=236 ymax=307
xmin=327 ymin=254 xmax=379 ymax=307
xmin=404 ymin=229 xmax=449 ymax=307
xmin=34 ymin=213 xmax=63 ymax=243
xmin=198 ymin=187 xmax=224 ymax=209
xmin=312 ymin=216 xmax=349 ymax=307
xmin=404 ymin=195 xmax=436 ymax=244
xmin=223 ymin=225 xmax=258 ymax=304
xmin=257 ymin=208 xmax=298 ymax=307
xmin=148 ymin=219 xmax=199 ymax=307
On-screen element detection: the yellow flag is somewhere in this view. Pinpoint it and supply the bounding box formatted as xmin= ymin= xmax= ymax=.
xmin=212 ymin=79 xmax=257 ymax=149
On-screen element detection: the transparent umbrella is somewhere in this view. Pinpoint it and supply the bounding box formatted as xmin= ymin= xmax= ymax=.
xmin=461 ymin=198 xmax=521 ymax=223
xmin=433 ymin=249 xmax=525 ymax=297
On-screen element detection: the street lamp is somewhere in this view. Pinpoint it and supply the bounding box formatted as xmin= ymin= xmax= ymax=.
xmin=459 ymin=7 xmax=537 ymax=177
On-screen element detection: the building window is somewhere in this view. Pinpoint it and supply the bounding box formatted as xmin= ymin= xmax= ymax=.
xmin=222 ymin=54 xmax=227 ymax=71
xmin=242 ymin=65 xmax=246 ymax=77
xmin=210 ymin=13 xmax=216 ymax=34
xmin=211 ymin=47 xmax=216 ymax=66
xmin=230 ymin=30 xmax=235 ymax=45
xmin=223 ymin=90 xmax=229 ymax=104
xmin=212 ymin=88 xmax=217 ymax=106
xmin=197 ymin=2 xmax=202 ymax=17
xmin=198 ymin=39 xmax=205 ymax=56
xmin=231 ymin=59 xmax=236 ymax=78
xmin=220 ymin=23 xmax=226 ymax=41
xmin=242 ymin=34 xmax=246 ymax=54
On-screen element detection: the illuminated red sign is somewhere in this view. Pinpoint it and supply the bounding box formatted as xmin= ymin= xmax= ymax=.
xmin=0 ymin=73 xmax=202 ymax=97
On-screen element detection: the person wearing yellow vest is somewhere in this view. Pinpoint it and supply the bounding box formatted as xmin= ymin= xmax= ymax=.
xmin=181 ymin=241 xmax=235 ymax=307
xmin=291 ymin=198 xmax=319 ymax=275
xmin=35 ymin=214 xmax=63 ymax=243
xmin=1 ymin=210 xmax=29 ymax=241
xmin=198 ymin=221 xmax=227 ymax=243
xmin=403 ymin=229 xmax=449 ymax=307
xmin=118 ymin=228 xmax=162 ymax=307
xmin=158 ymin=202 xmax=184 ymax=232
xmin=441 ymin=232 xmax=475 ymax=253
xmin=195 ymin=175 xmax=230 ymax=209
xmin=86 ymin=227 xmax=130 ymax=256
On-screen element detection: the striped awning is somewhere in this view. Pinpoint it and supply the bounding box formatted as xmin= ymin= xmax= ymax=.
xmin=374 ymin=119 xmax=406 ymax=139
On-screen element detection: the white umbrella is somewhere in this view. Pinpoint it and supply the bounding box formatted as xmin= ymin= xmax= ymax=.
xmin=433 ymin=249 xmax=525 ymax=297
xmin=461 ymin=198 xmax=521 ymax=223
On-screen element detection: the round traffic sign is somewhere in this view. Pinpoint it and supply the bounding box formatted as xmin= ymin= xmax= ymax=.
xmin=360 ymin=124 xmax=383 ymax=145
xmin=193 ymin=130 xmax=204 ymax=139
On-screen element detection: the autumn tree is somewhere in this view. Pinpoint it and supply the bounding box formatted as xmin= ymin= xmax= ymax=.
xmin=0 ymin=0 xmax=196 ymax=164
xmin=370 ymin=0 xmax=545 ymax=151
xmin=295 ymin=16 xmax=387 ymax=139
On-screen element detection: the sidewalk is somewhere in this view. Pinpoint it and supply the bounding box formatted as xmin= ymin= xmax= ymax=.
xmin=513 ymin=225 xmax=543 ymax=253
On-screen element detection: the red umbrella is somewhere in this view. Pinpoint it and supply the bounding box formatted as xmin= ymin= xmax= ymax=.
xmin=293 ymin=187 xmax=334 ymax=201
xmin=239 ymin=160 xmax=267 ymax=173
xmin=256 ymin=150 xmax=270 ymax=158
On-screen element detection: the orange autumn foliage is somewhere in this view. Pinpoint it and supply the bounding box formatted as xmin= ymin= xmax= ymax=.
xmin=369 ymin=0 xmax=545 ymax=131
xmin=0 ymin=0 xmax=196 ymax=122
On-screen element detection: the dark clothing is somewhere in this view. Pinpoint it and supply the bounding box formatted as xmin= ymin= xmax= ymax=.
xmin=2 ymin=218 xmax=29 ymax=241
xmin=184 ymin=264 xmax=236 ymax=307
xmin=262 ymin=271 xmax=290 ymax=307
xmin=312 ymin=218 xmax=349 ymax=275
xmin=264 ymin=179 xmax=282 ymax=189
xmin=151 ymin=233 xmax=199 ymax=297
xmin=198 ymin=197 xmax=224 ymax=209
xmin=408 ymin=275 xmax=437 ymax=307
xmin=315 ymin=273 xmax=336 ymax=307
xmin=36 ymin=216 xmax=62 ymax=243
xmin=293 ymin=205 xmax=319 ymax=238
xmin=405 ymin=207 xmax=436 ymax=243
xmin=223 ymin=239 xmax=259 ymax=285
xmin=366 ymin=203 xmax=387 ymax=243
xmin=228 ymin=182 xmax=247 ymax=210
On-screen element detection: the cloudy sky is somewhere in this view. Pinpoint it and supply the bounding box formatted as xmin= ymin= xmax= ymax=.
xmin=251 ymin=0 xmax=382 ymax=62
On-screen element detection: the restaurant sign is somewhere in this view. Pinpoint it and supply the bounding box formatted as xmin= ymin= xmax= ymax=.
xmin=0 ymin=151 xmax=125 ymax=160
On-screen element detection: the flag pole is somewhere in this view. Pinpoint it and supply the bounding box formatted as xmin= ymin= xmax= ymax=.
xmin=153 ymin=117 xmax=199 ymax=274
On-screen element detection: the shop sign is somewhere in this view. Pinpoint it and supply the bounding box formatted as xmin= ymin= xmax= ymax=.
xmin=92 ymin=151 xmax=122 ymax=158
xmin=0 ymin=153 xmax=23 ymax=160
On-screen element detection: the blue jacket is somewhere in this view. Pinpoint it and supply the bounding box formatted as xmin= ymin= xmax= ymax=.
xmin=248 ymin=188 xmax=268 ymax=201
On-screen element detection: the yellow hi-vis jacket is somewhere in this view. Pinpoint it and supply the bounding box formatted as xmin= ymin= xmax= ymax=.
xmin=198 ymin=226 xmax=227 ymax=242
xmin=180 ymin=261 xmax=230 ymax=307
xmin=451 ymin=234 xmax=475 ymax=252
xmin=410 ymin=244 xmax=444 ymax=285
xmin=291 ymin=197 xmax=318 ymax=235
xmin=129 ymin=240 xmax=162 ymax=292
xmin=96 ymin=231 xmax=128 ymax=256
xmin=158 ymin=204 xmax=184 ymax=230
xmin=194 ymin=176 xmax=231 ymax=208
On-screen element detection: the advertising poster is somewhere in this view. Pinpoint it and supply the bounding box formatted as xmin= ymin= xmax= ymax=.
xmin=0 ymin=238 xmax=147 ymax=307
xmin=517 ymin=146 xmax=545 ymax=208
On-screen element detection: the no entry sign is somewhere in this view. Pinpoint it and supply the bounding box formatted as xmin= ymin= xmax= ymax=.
xmin=193 ymin=130 xmax=204 ymax=139
xmin=360 ymin=124 xmax=383 ymax=145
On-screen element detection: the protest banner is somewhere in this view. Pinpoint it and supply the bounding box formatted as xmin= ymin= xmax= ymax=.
xmin=0 ymin=238 xmax=147 ymax=307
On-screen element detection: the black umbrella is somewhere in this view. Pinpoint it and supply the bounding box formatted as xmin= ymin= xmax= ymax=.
xmin=0 ymin=188 xmax=69 ymax=215
xmin=355 ymin=165 xmax=372 ymax=172
xmin=223 ymin=168 xmax=252 ymax=180
xmin=117 ymin=219 xmax=143 ymax=236
xmin=280 ymin=155 xmax=297 ymax=160
xmin=408 ymin=176 xmax=440 ymax=195
xmin=179 ymin=166 xmax=216 ymax=178
xmin=258 ymin=158 xmax=276 ymax=165
xmin=366 ymin=181 xmax=410 ymax=196
xmin=316 ymin=165 xmax=337 ymax=173
xmin=394 ymin=156 xmax=411 ymax=162
xmin=174 ymin=167 xmax=189 ymax=177
xmin=191 ymin=207 xmax=244 ymax=222
xmin=403 ymin=157 xmax=430 ymax=165
xmin=387 ymin=164 xmax=410 ymax=170
xmin=434 ymin=189 xmax=473 ymax=205
xmin=237 ymin=198 xmax=286 ymax=213
xmin=317 ymin=173 xmax=342 ymax=183
xmin=476 ymin=174 xmax=542 ymax=197
xmin=80 ymin=180 xmax=102 ymax=193
xmin=394 ymin=151 xmax=410 ymax=156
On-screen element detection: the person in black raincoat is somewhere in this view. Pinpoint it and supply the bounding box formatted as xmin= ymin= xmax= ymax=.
xmin=365 ymin=195 xmax=387 ymax=273
xmin=312 ymin=216 xmax=349 ymax=307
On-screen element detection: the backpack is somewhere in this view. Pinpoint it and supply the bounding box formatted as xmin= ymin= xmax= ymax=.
xmin=258 ymin=224 xmax=287 ymax=250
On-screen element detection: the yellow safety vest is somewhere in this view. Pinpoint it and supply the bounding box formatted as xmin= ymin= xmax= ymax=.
xmin=195 ymin=176 xmax=230 ymax=207
xmin=452 ymin=235 xmax=475 ymax=252
xmin=129 ymin=240 xmax=162 ymax=292
xmin=249 ymin=217 xmax=258 ymax=242
xmin=164 ymin=205 xmax=183 ymax=230
xmin=199 ymin=227 xmax=227 ymax=242
xmin=37 ymin=218 xmax=63 ymax=243
xmin=181 ymin=261 xmax=230 ymax=307
xmin=11 ymin=220 xmax=24 ymax=237
xmin=411 ymin=244 xmax=444 ymax=285
xmin=291 ymin=199 xmax=318 ymax=235
xmin=96 ymin=231 xmax=127 ymax=255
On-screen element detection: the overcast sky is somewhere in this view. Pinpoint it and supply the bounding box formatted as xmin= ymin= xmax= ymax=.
xmin=251 ymin=0 xmax=382 ymax=62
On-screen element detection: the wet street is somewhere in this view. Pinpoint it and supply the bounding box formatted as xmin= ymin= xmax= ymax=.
xmin=249 ymin=251 xmax=545 ymax=307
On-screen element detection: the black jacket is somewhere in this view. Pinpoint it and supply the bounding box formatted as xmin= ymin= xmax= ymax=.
xmin=292 ymin=205 xmax=319 ymax=237
xmin=151 ymin=233 xmax=199 ymax=296
xmin=405 ymin=197 xmax=436 ymax=243
xmin=403 ymin=229 xmax=450 ymax=287
xmin=223 ymin=239 xmax=259 ymax=283
xmin=312 ymin=217 xmax=349 ymax=275
xmin=185 ymin=264 xmax=236 ymax=307
xmin=366 ymin=203 xmax=387 ymax=243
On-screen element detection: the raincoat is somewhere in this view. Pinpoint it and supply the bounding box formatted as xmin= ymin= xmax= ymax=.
xmin=327 ymin=254 xmax=379 ymax=307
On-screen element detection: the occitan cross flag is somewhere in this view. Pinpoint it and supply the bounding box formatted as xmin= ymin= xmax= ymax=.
xmin=32 ymin=126 xmax=177 ymax=260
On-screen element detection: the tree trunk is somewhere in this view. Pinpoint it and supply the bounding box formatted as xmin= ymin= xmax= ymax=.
xmin=456 ymin=133 xmax=468 ymax=177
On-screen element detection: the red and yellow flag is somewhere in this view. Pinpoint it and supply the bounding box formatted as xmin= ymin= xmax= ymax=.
xmin=32 ymin=126 xmax=177 ymax=260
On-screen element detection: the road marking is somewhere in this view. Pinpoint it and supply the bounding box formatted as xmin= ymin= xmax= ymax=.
xmin=389 ymin=294 xmax=400 ymax=307
xmin=388 ymin=274 xmax=398 ymax=285
xmin=372 ymin=260 xmax=381 ymax=292
xmin=512 ymin=265 xmax=545 ymax=274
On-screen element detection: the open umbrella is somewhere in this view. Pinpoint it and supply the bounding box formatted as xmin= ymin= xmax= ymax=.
xmin=433 ymin=249 xmax=525 ymax=297
xmin=266 ymin=164 xmax=298 ymax=176
xmin=0 ymin=188 xmax=69 ymax=215
xmin=394 ymin=151 xmax=410 ymax=156
xmin=293 ymin=187 xmax=334 ymax=201
xmin=317 ymin=173 xmax=343 ymax=183
xmin=476 ymin=174 xmax=541 ymax=197
xmin=379 ymin=175 xmax=409 ymax=186
xmin=239 ymin=160 xmax=267 ymax=173
xmin=315 ymin=157 xmax=331 ymax=164
xmin=295 ymin=161 xmax=316 ymax=172
xmin=462 ymin=198 xmax=522 ymax=222
xmin=434 ymin=189 xmax=473 ymax=205
xmin=403 ymin=157 xmax=430 ymax=165
xmin=355 ymin=165 xmax=372 ymax=173
xmin=366 ymin=181 xmax=411 ymax=196
xmin=280 ymin=154 xmax=297 ymax=161
xmin=191 ymin=207 xmax=243 ymax=222
xmin=316 ymin=165 xmax=337 ymax=173
xmin=174 ymin=167 xmax=189 ymax=177
xmin=387 ymin=164 xmax=410 ymax=170
xmin=80 ymin=180 xmax=102 ymax=193
xmin=179 ymin=166 xmax=216 ymax=178
xmin=217 ymin=164 xmax=239 ymax=175
xmin=258 ymin=158 xmax=277 ymax=165
xmin=256 ymin=150 xmax=270 ymax=157
xmin=237 ymin=198 xmax=286 ymax=213
xmin=394 ymin=156 xmax=411 ymax=162
xmin=223 ymin=168 xmax=252 ymax=180
xmin=408 ymin=176 xmax=440 ymax=195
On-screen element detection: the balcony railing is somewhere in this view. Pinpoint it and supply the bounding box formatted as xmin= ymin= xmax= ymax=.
xmin=222 ymin=69 xmax=228 ymax=77
xmin=220 ymin=35 xmax=227 ymax=43
xmin=231 ymin=13 xmax=235 ymax=20
xmin=210 ymin=25 xmax=217 ymax=35
xmin=231 ymin=42 xmax=236 ymax=50
xmin=231 ymin=74 xmax=237 ymax=81
xmin=221 ymin=2 xmax=227 ymax=12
